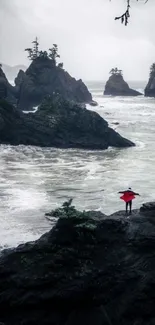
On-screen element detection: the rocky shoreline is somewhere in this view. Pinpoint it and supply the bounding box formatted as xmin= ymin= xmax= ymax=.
xmin=0 ymin=200 xmax=155 ymax=325
xmin=145 ymin=64 xmax=155 ymax=97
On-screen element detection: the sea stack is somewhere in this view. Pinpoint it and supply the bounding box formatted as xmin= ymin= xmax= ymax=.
xmin=145 ymin=63 xmax=155 ymax=97
xmin=0 ymin=95 xmax=135 ymax=149
xmin=0 ymin=38 xmax=93 ymax=110
xmin=15 ymin=38 xmax=92 ymax=110
xmin=104 ymin=68 xmax=142 ymax=96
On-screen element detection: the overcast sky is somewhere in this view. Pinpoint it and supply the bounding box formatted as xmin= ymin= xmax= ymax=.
xmin=0 ymin=0 xmax=155 ymax=81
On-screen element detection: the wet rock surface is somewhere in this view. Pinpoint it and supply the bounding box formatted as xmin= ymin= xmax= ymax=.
xmin=16 ymin=57 xmax=92 ymax=110
xmin=104 ymin=74 xmax=142 ymax=96
xmin=0 ymin=201 xmax=155 ymax=325
xmin=0 ymin=96 xmax=134 ymax=149
xmin=0 ymin=68 xmax=17 ymax=104
xmin=145 ymin=71 xmax=155 ymax=97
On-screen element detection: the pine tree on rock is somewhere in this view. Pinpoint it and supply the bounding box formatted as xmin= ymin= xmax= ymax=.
xmin=48 ymin=44 xmax=60 ymax=65
xmin=32 ymin=37 xmax=39 ymax=59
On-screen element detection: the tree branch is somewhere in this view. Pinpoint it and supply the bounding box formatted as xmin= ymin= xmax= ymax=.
xmin=114 ymin=0 xmax=149 ymax=26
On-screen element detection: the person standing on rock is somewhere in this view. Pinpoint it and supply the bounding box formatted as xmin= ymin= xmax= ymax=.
xmin=118 ymin=188 xmax=140 ymax=214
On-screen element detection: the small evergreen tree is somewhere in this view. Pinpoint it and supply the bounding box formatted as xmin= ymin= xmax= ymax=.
xmin=114 ymin=67 xmax=118 ymax=74
xmin=58 ymin=62 xmax=63 ymax=69
xmin=109 ymin=68 xmax=115 ymax=75
xmin=110 ymin=68 xmax=122 ymax=76
xmin=118 ymin=69 xmax=123 ymax=75
xmin=32 ymin=37 xmax=39 ymax=59
xmin=48 ymin=44 xmax=60 ymax=65
xmin=39 ymin=50 xmax=48 ymax=59
xmin=25 ymin=37 xmax=40 ymax=60
xmin=25 ymin=47 xmax=33 ymax=60
xmin=24 ymin=39 xmax=63 ymax=67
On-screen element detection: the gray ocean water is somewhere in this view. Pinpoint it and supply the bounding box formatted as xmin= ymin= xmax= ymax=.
xmin=1 ymin=80 xmax=155 ymax=249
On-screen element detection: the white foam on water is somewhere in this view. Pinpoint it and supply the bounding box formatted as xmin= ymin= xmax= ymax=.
xmin=0 ymin=81 xmax=155 ymax=249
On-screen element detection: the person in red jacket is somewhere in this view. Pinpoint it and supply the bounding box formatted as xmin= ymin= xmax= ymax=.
xmin=118 ymin=187 xmax=140 ymax=214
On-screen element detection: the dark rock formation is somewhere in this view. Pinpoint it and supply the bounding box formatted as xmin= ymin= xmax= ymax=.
xmin=0 ymin=201 xmax=155 ymax=325
xmin=140 ymin=201 xmax=155 ymax=216
xmin=89 ymin=101 xmax=98 ymax=107
xmin=112 ymin=122 xmax=119 ymax=125
xmin=104 ymin=74 xmax=142 ymax=96
xmin=16 ymin=57 xmax=92 ymax=110
xmin=14 ymin=69 xmax=26 ymax=88
xmin=0 ymin=68 xmax=7 ymax=99
xmin=0 ymin=96 xmax=134 ymax=149
xmin=145 ymin=74 xmax=155 ymax=97
xmin=1 ymin=63 xmax=27 ymax=81
xmin=0 ymin=68 xmax=17 ymax=104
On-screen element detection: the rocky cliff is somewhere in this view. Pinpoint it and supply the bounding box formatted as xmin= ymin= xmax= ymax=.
xmin=2 ymin=63 xmax=27 ymax=81
xmin=15 ymin=57 xmax=92 ymax=110
xmin=0 ymin=96 xmax=134 ymax=149
xmin=0 ymin=68 xmax=17 ymax=103
xmin=145 ymin=74 xmax=155 ymax=97
xmin=104 ymin=74 xmax=142 ymax=96
xmin=0 ymin=200 xmax=155 ymax=325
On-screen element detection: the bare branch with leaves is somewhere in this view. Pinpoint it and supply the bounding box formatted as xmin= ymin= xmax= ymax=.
xmin=113 ymin=0 xmax=149 ymax=26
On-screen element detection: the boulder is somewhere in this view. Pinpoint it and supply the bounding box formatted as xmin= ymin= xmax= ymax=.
xmin=16 ymin=57 xmax=92 ymax=110
xmin=0 ymin=96 xmax=135 ymax=149
xmin=104 ymin=74 xmax=142 ymax=96
xmin=89 ymin=101 xmax=98 ymax=107
xmin=0 ymin=201 xmax=155 ymax=325
xmin=140 ymin=201 xmax=155 ymax=216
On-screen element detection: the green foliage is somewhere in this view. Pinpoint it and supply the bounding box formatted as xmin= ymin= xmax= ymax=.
xmin=48 ymin=44 xmax=60 ymax=65
xmin=46 ymin=199 xmax=82 ymax=219
xmin=110 ymin=67 xmax=122 ymax=76
xmin=45 ymin=199 xmax=95 ymax=220
xmin=24 ymin=48 xmax=33 ymax=60
xmin=25 ymin=38 xmax=63 ymax=67
xmin=32 ymin=37 xmax=39 ymax=59
xmin=39 ymin=51 xmax=48 ymax=59
xmin=39 ymin=93 xmax=72 ymax=113
xmin=58 ymin=62 xmax=63 ymax=69
xmin=25 ymin=37 xmax=39 ymax=60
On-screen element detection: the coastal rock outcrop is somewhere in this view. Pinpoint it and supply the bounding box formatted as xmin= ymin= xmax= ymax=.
xmin=0 ymin=96 xmax=134 ymax=149
xmin=104 ymin=71 xmax=142 ymax=96
xmin=0 ymin=201 xmax=155 ymax=325
xmin=145 ymin=63 xmax=155 ymax=97
xmin=16 ymin=57 xmax=92 ymax=110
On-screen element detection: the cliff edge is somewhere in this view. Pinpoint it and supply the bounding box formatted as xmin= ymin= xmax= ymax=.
xmin=0 ymin=201 xmax=155 ymax=325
